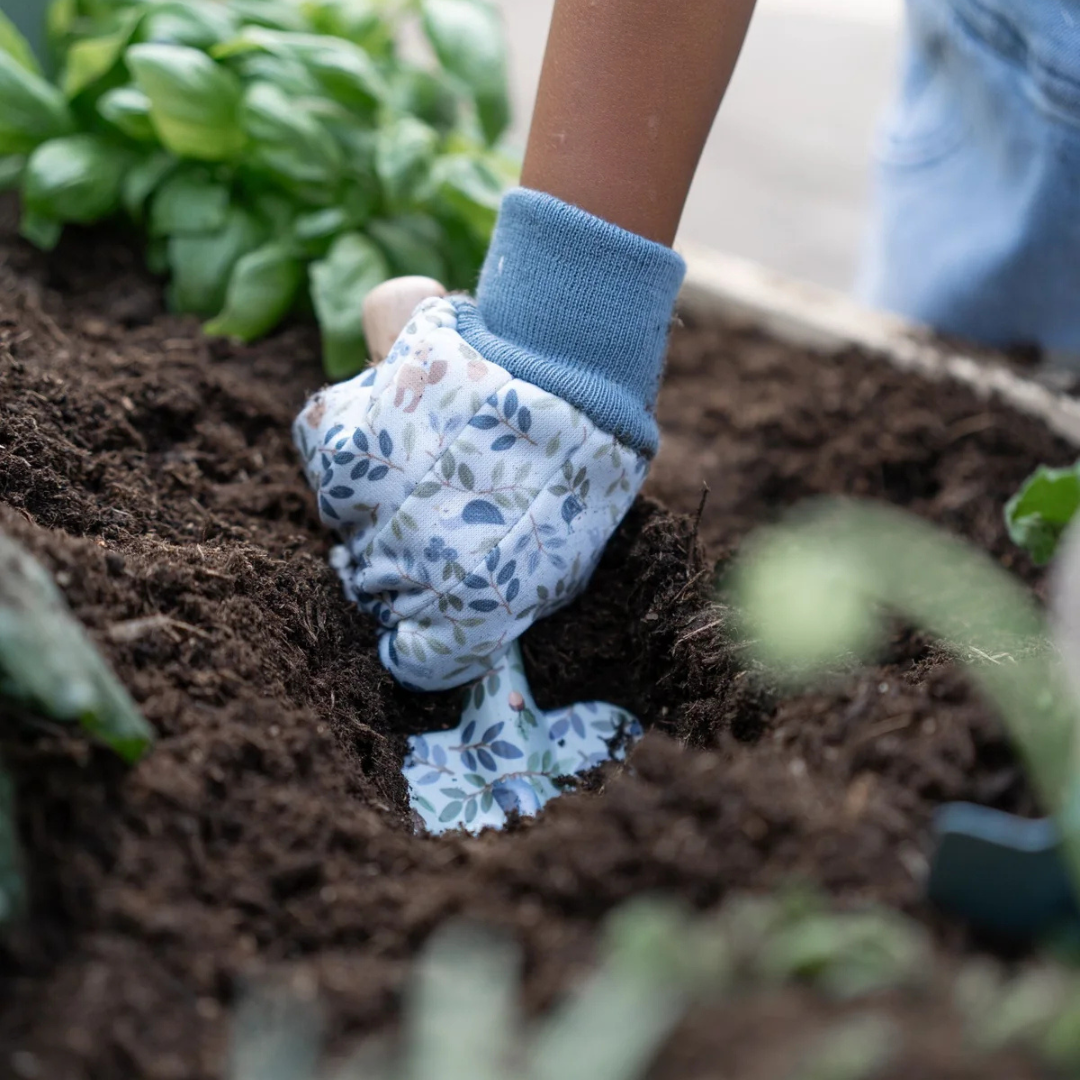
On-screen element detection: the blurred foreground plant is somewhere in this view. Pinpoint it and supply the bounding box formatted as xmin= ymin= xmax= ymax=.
xmin=230 ymin=892 xmax=927 ymax=1080
xmin=0 ymin=0 xmax=515 ymax=378
xmin=0 ymin=531 xmax=154 ymax=923
xmin=735 ymin=499 xmax=1080 ymax=896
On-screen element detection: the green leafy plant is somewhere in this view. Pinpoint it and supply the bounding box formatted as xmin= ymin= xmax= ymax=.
xmin=735 ymin=499 xmax=1080 ymax=895
xmin=0 ymin=531 xmax=155 ymax=923
xmin=0 ymin=0 xmax=516 ymax=378
xmin=1006 ymin=462 xmax=1080 ymax=566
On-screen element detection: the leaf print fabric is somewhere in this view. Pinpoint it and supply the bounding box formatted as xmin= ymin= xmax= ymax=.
xmin=404 ymin=641 xmax=642 ymax=833
xmin=293 ymin=296 xmax=649 ymax=692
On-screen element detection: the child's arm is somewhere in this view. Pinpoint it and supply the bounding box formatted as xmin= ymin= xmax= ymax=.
xmin=523 ymin=0 xmax=758 ymax=246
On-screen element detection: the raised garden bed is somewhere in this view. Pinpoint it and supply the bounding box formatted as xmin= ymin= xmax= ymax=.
xmin=1 ymin=200 xmax=1077 ymax=1079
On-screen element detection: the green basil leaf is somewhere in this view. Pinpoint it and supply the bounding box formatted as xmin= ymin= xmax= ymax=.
xmin=167 ymin=204 xmax=267 ymax=316
xmin=22 ymin=133 xmax=125 ymax=226
xmin=97 ymin=85 xmax=155 ymax=141
xmin=19 ymin=210 xmax=62 ymax=251
xmin=301 ymin=0 xmax=394 ymax=57
xmin=137 ymin=1 xmax=239 ymax=50
xmin=250 ymin=190 xmax=297 ymax=234
xmin=219 ymin=28 xmax=387 ymax=115
xmin=309 ymin=231 xmax=388 ymax=379
xmin=61 ymin=8 xmax=143 ymax=98
xmin=428 ymin=152 xmax=502 ymax=239
xmin=204 ymin=241 xmax=304 ymax=343
xmin=392 ymin=66 xmax=465 ymax=135
xmin=221 ymin=0 xmax=309 ymax=32
xmin=149 ymin=167 xmax=230 ymax=236
xmin=0 ymin=8 xmax=43 ymax=75
xmin=240 ymin=80 xmax=343 ymax=203
xmin=292 ymin=205 xmax=353 ymax=255
xmin=375 ymin=116 xmax=438 ymax=208
xmin=368 ymin=215 xmax=448 ymax=282
xmin=47 ymin=0 xmax=78 ymax=55
xmin=0 ymin=155 xmax=26 ymax=192
xmin=1005 ymin=463 xmax=1080 ymax=565
xmin=126 ymin=42 xmax=245 ymax=161
xmin=0 ymin=49 xmax=74 ymax=154
xmin=420 ymin=0 xmax=510 ymax=145
xmin=122 ymin=149 xmax=176 ymax=220
xmin=230 ymin=51 xmax=322 ymax=97
xmin=0 ymin=532 xmax=155 ymax=764
xmin=435 ymin=209 xmax=486 ymax=290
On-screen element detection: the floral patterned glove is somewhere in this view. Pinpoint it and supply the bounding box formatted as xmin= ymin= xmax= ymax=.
xmin=294 ymin=295 xmax=648 ymax=693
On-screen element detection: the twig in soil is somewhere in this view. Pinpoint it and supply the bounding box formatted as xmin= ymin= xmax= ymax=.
xmin=672 ymin=566 xmax=710 ymax=604
xmin=674 ymin=618 xmax=725 ymax=648
xmin=106 ymin=614 xmax=211 ymax=644
xmin=686 ymin=481 xmax=710 ymax=572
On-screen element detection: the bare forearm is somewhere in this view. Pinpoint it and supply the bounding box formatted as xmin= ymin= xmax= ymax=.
xmin=522 ymin=0 xmax=757 ymax=246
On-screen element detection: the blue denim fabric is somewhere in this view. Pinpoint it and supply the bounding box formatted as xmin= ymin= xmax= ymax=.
xmin=858 ymin=0 xmax=1080 ymax=352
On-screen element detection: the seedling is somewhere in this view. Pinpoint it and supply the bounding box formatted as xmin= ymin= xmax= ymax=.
xmin=736 ymin=499 xmax=1080 ymax=937
xmin=0 ymin=0 xmax=516 ymax=379
xmin=1006 ymin=461 xmax=1080 ymax=566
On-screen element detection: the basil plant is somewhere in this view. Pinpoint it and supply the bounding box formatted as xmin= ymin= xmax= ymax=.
xmin=0 ymin=0 xmax=516 ymax=378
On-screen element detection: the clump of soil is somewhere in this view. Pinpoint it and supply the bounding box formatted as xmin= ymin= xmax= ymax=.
xmin=0 ymin=201 xmax=1073 ymax=1079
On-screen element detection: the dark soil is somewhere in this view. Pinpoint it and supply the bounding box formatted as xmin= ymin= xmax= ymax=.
xmin=0 ymin=200 xmax=1074 ymax=1079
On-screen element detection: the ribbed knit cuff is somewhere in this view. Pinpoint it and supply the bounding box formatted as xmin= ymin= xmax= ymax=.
xmin=452 ymin=187 xmax=686 ymax=457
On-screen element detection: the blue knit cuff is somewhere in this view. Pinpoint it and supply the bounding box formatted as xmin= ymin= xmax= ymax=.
xmin=453 ymin=188 xmax=686 ymax=457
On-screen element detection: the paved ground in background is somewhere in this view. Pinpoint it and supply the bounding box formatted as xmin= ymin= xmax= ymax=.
xmin=497 ymin=0 xmax=905 ymax=290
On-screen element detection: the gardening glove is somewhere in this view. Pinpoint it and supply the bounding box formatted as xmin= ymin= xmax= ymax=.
xmin=294 ymin=188 xmax=686 ymax=694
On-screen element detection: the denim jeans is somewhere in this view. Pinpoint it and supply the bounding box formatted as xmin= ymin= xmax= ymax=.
xmin=858 ymin=0 xmax=1080 ymax=353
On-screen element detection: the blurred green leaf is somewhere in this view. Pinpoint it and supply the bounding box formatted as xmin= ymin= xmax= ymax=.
xmin=229 ymin=50 xmax=321 ymax=97
xmin=205 ymin=241 xmax=304 ymax=342
xmin=376 ymin=115 xmax=438 ymax=207
xmin=420 ymin=0 xmax=509 ymax=145
xmin=292 ymin=205 xmax=353 ymax=254
xmin=0 ymin=48 xmax=74 ymax=154
xmin=61 ymin=8 xmax=142 ymax=98
xmin=369 ymin=214 xmax=448 ymax=281
xmin=136 ymin=1 xmax=240 ymax=50
xmin=309 ymin=231 xmax=388 ymax=379
xmin=22 ymin=133 xmax=126 ymax=231
xmin=19 ymin=210 xmax=62 ymax=250
xmin=167 ymin=203 xmax=266 ymax=316
xmin=121 ymin=149 xmax=176 ymax=220
xmin=737 ymin=500 xmax=1080 ymax=895
xmin=97 ymin=84 xmax=155 ymax=140
xmin=240 ymin=80 xmax=343 ymax=203
xmin=221 ymin=0 xmax=310 ymax=32
xmin=302 ymin=0 xmax=395 ymax=56
xmin=0 ymin=155 xmax=26 ymax=191
xmin=150 ymin=167 xmax=230 ymax=235
xmin=0 ymin=8 xmax=43 ymax=75
xmin=215 ymin=28 xmax=388 ymax=115
xmin=0 ymin=531 xmax=154 ymax=763
xmin=392 ymin=65 xmax=465 ymax=135
xmin=428 ymin=152 xmax=502 ymax=237
xmin=1006 ymin=462 xmax=1080 ymax=566
xmin=127 ymin=42 xmax=245 ymax=161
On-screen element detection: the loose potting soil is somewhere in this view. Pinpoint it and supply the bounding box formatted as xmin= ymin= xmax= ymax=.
xmin=0 ymin=202 xmax=1073 ymax=1079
